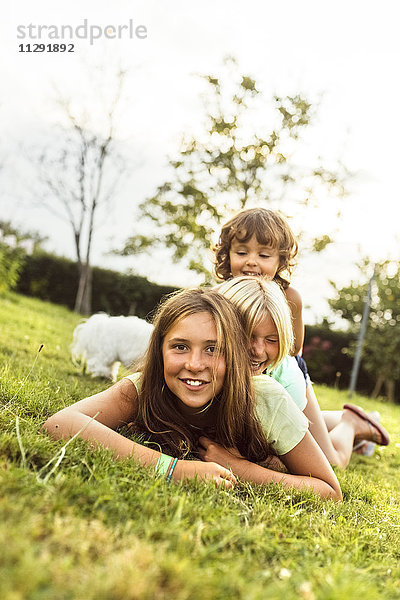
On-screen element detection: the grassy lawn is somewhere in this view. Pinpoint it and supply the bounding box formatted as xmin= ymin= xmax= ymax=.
xmin=1 ymin=291 xmax=400 ymax=600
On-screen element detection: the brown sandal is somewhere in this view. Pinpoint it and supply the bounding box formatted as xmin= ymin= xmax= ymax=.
xmin=344 ymin=404 xmax=390 ymax=446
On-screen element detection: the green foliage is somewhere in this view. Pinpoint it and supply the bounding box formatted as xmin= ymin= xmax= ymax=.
xmin=16 ymin=251 xmax=177 ymax=318
xmin=120 ymin=58 xmax=348 ymax=280
xmin=0 ymin=220 xmax=46 ymax=293
xmin=312 ymin=234 xmax=333 ymax=253
xmin=1 ymin=292 xmax=400 ymax=598
xmin=0 ymin=220 xmax=47 ymax=248
xmin=0 ymin=243 xmax=25 ymax=292
xmin=329 ymin=260 xmax=400 ymax=399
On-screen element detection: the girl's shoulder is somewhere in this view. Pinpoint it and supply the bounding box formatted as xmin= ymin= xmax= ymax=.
xmin=269 ymin=357 xmax=307 ymax=411
xmin=272 ymin=355 xmax=302 ymax=378
xmin=125 ymin=372 xmax=142 ymax=394
xmin=252 ymin=373 xmax=303 ymax=413
xmin=252 ymin=374 xmax=308 ymax=455
xmin=284 ymin=285 xmax=303 ymax=309
xmin=252 ymin=373 xmax=288 ymax=399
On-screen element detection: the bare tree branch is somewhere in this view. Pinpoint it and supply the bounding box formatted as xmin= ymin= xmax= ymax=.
xmin=28 ymin=68 xmax=128 ymax=313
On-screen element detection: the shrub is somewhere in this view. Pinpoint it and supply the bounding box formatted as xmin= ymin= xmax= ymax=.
xmin=303 ymin=321 xmax=375 ymax=393
xmin=16 ymin=252 xmax=178 ymax=318
xmin=0 ymin=243 xmax=26 ymax=292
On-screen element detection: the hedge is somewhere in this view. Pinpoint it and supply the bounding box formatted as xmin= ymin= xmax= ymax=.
xmin=16 ymin=252 xmax=178 ymax=320
xmin=303 ymin=321 xmax=375 ymax=394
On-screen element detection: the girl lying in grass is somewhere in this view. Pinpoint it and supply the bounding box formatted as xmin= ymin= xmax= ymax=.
xmin=214 ymin=276 xmax=390 ymax=469
xmin=44 ymin=287 xmax=342 ymax=501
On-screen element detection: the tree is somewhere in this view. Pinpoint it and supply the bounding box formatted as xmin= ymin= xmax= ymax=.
xmin=31 ymin=68 xmax=127 ymax=314
xmin=0 ymin=220 xmax=45 ymax=292
xmin=119 ymin=57 xmax=349 ymax=280
xmin=329 ymin=260 xmax=400 ymax=401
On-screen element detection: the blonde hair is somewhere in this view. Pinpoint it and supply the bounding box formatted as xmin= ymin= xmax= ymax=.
xmin=215 ymin=276 xmax=294 ymax=370
xmin=214 ymin=208 xmax=298 ymax=288
xmin=135 ymin=287 xmax=272 ymax=461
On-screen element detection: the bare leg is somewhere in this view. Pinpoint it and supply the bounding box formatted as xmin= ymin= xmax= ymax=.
xmin=328 ymin=409 xmax=383 ymax=468
xmin=304 ymin=385 xmax=380 ymax=469
xmin=322 ymin=409 xmax=342 ymax=432
xmin=304 ymin=388 xmax=345 ymax=467
xmin=315 ymin=387 xmax=379 ymax=454
xmin=306 ymin=387 xmax=342 ymax=431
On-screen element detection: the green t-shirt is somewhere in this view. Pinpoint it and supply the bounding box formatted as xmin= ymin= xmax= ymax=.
xmin=125 ymin=372 xmax=308 ymax=456
xmin=267 ymin=356 xmax=307 ymax=411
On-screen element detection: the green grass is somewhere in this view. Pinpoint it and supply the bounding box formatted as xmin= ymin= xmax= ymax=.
xmin=1 ymin=291 xmax=400 ymax=600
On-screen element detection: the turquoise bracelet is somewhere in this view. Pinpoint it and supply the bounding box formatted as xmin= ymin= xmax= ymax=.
xmin=166 ymin=457 xmax=178 ymax=483
xmin=155 ymin=453 xmax=173 ymax=477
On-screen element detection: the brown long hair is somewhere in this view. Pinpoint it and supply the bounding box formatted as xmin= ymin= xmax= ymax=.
xmin=135 ymin=287 xmax=272 ymax=461
xmin=214 ymin=208 xmax=298 ymax=288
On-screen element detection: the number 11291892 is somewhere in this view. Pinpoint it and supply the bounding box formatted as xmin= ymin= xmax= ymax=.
xmin=18 ymin=43 xmax=74 ymax=52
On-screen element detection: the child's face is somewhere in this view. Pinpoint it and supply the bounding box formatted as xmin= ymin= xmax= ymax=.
xmin=249 ymin=313 xmax=280 ymax=374
xmin=162 ymin=312 xmax=226 ymax=411
xmin=229 ymin=235 xmax=280 ymax=280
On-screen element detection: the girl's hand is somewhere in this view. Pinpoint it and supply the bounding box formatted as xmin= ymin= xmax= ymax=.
xmin=198 ymin=436 xmax=244 ymax=469
xmin=173 ymin=458 xmax=236 ymax=488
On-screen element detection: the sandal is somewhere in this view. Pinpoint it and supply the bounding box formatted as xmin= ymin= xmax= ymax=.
xmin=344 ymin=404 xmax=390 ymax=446
xmin=353 ymin=412 xmax=381 ymax=456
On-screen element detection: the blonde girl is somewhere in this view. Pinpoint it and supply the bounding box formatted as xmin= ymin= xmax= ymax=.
xmin=44 ymin=287 xmax=341 ymax=500
xmin=214 ymin=276 xmax=389 ymax=469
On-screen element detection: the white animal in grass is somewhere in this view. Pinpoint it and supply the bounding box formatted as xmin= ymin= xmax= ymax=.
xmin=71 ymin=313 xmax=153 ymax=381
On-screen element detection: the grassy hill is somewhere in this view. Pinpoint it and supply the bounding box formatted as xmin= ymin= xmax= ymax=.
xmin=1 ymin=291 xmax=400 ymax=600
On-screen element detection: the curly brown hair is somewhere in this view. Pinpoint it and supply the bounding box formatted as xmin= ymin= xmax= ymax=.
xmin=214 ymin=208 xmax=298 ymax=288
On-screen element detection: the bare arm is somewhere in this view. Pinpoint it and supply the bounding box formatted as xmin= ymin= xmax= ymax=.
xmin=199 ymin=433 xmax=342 ymax=501
xmin=284 ymin=286 xmax=304 ymax=355
xmin=43 ymin=378 xmax=159 ymax=463
xmin=43 ymin=379 xmax=236 ymax=487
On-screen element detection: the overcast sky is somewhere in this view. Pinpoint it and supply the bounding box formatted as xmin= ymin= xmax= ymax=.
xmin=2 ymin=1 xmax=400 ymax=322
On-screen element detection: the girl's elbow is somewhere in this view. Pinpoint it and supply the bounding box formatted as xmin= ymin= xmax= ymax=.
xmin=42 ymin=410 xmax=68 ymax=439
xmin=328 ymin=483 xmax=343 ymax=502
xmin=335 ymin=487 xmax=343 ymax=503
xmin=43 ymin=414 xmax=58 ymax=437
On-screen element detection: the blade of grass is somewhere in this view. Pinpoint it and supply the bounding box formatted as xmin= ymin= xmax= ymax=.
xmin=36 ymin=411 xmax=100 ymax=484
xmin=15 ymin=416 xmax=27 ymax=469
